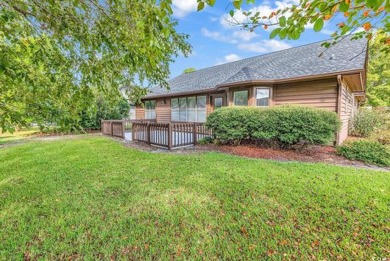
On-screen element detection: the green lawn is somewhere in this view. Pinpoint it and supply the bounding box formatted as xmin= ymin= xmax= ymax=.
xmin=0 ymin=136 xmax=389 ymax=259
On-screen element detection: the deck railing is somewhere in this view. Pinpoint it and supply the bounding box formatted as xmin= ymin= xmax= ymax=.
xmin=102 ymin=120 xmax=212 ymax=150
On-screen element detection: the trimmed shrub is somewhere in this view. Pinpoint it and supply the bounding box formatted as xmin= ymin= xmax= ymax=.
xmin=251 ymin=105 xmax=340 ymax=146
xmin=206 ymin=105 xmax=340 ymax=146
xmin=337 ymin=140 xmax=390 ymax=167
xmin=349 ymin=108 xmax=386 ymax=137
xmin=205 ymin=107 xmax=259 ymax=144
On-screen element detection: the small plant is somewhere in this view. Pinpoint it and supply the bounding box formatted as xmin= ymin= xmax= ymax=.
xmin=197 ymin=136 xmax=214 ymax=144
xmin=349 ymin=108 xmax=386 ymax=137
xmin=337 ymin=140 xmax=390 ymax=167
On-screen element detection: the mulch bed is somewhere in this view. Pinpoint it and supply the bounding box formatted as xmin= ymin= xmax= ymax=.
xmin=124 ymin=140 xmax=389 ymax=170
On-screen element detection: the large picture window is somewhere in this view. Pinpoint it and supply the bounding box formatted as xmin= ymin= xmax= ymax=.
xmin=144 ymin=100 xmax=156 ymax=119
xmin=233 ymin=90 xmax=248 ymax=106
xmin=171 ymin=96 xmax=207 ymax=122
xmin=255 ymin=88 xmax=270 ymax=107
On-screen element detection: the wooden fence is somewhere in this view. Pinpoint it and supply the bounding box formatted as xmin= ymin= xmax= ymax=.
xmin=101 ymin=120 xmax=211 ymax=150
xmin=101 ymin=120 xmax=126 ymax=138
xmin=132 ymin=121 xmax=212 ymax=150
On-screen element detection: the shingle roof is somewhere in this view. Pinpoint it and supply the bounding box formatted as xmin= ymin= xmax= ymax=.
xmin=147 ymin=36 xmax=367 ymax=97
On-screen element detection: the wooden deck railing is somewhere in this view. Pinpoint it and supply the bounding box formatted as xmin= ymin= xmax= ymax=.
xmin=102 ymin=120 xmax=212 ymax=150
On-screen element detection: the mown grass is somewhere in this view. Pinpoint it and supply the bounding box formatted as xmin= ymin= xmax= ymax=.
xmin=0 ymin=136 xmax=389 ymax=259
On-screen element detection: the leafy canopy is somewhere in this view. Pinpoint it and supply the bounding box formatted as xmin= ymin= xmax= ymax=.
xmin=367 ymin=31 xmax=390 ymax=106
xmin=0 ymin=0 xmax=191 ymax=132
xmin=198 ymin=0 xmax=390 ymax=51
xmin=183 ymin=67 xmax=196 ymax=74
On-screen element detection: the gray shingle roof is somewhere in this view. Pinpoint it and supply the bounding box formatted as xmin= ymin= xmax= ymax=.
xmin=147 ymin=36 xmax=367 ymax=97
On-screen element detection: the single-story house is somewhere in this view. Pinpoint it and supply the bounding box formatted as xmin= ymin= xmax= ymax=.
xmin=135 ymin=36 xmax=368 ymax=145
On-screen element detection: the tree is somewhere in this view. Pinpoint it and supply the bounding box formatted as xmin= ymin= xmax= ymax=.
xmin=198 ymin=0 xmax=390 ymax=51
xmin=80 ymin=96 xmax=130 ymax=130
xmin=0 ymin=1 xmax=191 ymax=132
xmin=367 ymin=31 xmax=390 ymax=106
xmin=183 ymin=67 xmax=196 ymax=74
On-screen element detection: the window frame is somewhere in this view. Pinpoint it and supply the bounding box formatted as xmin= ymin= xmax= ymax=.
xmin=233 ymin=90 xmax=249 ymax=107
xmin=170 ymin=95 xmax=207 ymax=122
xmin=144 ymin=100 xmax=156 ymax=120
xmin=254 ymin=87 xmax=271 ymax=107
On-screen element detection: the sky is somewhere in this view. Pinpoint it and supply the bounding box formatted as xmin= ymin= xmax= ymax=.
xmin=168 ymin=0 xmax=340 ymax=78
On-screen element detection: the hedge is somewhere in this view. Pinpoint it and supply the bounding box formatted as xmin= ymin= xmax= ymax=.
xmin=206 ymin=105 xmax=340 ymax=146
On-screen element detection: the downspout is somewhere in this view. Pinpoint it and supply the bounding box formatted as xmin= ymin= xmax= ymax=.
xmin=336 ymin=75 xmax=343 ymax=146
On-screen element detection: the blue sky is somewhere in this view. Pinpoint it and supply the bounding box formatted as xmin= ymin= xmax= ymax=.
xmin=168 ymin=0 xmax=340 ymax=78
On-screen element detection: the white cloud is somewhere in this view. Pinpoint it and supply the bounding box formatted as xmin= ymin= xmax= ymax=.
xmin=233 ymin=30 xmax=258 ymax=41
xmin=224 ymin=53 xmax=241 ymax=62
xmin=220 ymin=0 xmax=299 ymax=29
xmin=201 ymin=28 xmax=257 ymax=43
xmin=172 ymin=0 xmax=197 ymax=18
xmin=201 ymin=28 xmax=238 ymax=44
xmin=210 ymin=16 xmax=218 ymax=22
xmin=216 ymin=53 xmax=241 ymax=64
xmin=238 ymin=40 xmax=292 ymax=53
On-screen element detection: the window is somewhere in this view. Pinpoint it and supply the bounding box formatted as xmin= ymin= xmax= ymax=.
xmin=171 ymin=96 xmax=207 ymax=122
xmin=214 ymin=97 xmax=223 ymax=109
xmin=233 ymin=90 xmax=248 ymax=106
xmin=144 ymin=100 xmax=156 ymax=119
xmin=255 ymin=88 xmax=270 ymax=107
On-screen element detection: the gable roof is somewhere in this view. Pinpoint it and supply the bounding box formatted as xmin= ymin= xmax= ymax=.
xmin=147 ymin=36 xmax=368 ymax=98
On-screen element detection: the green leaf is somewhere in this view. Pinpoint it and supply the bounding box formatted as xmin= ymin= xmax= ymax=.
xmin=270 ymin=28 xmax=281 ymax=39
xmin=197 ymin=2 xmax=205 ymax=11
xmin=279 ymin=28 xmax=287 ymax=39
xmin=339 ymin=2 xmax=349 ymax=12
xmin=229 ymin=10 xmax=234 ymax=17
xmin=313 ymin=18 xmax=324 ymax=32
xmin=279 ymin=16 xmax=286 ymax=27
xmin=233 ymin=0 xmax=241 ymax=9
xmin=208 ymin=0 xmax=216 ymax=6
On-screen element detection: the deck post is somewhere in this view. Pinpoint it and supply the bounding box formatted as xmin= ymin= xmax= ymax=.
xmin=168 ymin=123 xmax=172 ymax=150
xmin=122 ymin=120 xmax=125 ymax=139
xmin=147 ymin=122 xmax=151 ymax=145
xmin=193 ymin=122 xmax=197 ymax=145
xmin=132 ymin=122 xmax=135 ymax=141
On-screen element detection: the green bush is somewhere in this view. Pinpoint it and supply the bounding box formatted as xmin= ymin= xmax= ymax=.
xmin=349 ymin=108 xmax=386 ymax=137
xmin=205 ymin=107 xmax=259 ymax=144
xmin=337 ymin=140 xmax=390 ymax=167
xmin=206 ymin=105 xmax=340 ymax=146
xmin=251 ymin=106 xmax=340 ymax=146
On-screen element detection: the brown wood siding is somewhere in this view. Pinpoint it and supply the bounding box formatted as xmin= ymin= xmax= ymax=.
xmin=274 ymin=79 xmax=338 ymax=111
xmin=135 ymin=104 xmax=145 ymax=120
xmin=338 ymin=82 xmax=354 ymax=144
xmin=156 ymin=98 xmax=171 ymax=122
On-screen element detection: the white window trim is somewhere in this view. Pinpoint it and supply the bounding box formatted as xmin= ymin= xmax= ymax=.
xmin=254 ymin=87 xmax=272 ymax=107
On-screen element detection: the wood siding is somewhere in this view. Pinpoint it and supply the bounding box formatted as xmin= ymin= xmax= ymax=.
xmin=156 ymin=98 xmax=171 ymax=122
xmin=338 ymin=82 xmax=354 ymax=144
xmin=274 ymin=79 xmax=338 ymax=111
xmin=135 ymin=104 xmax=145 ymax=119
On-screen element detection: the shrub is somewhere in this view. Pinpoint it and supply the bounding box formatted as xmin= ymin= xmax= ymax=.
xmin=349 ymin=108 xmax=386 ymax=137
xmin=205 ymin=107 xmax=259 ymax=144
xmin=206 ymin=105 xmax=340 ymax=147
xmin=337 ymin=140 xmax=390 ymax=167
xmin=251 ymin=105 xmax=340 ymax=146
